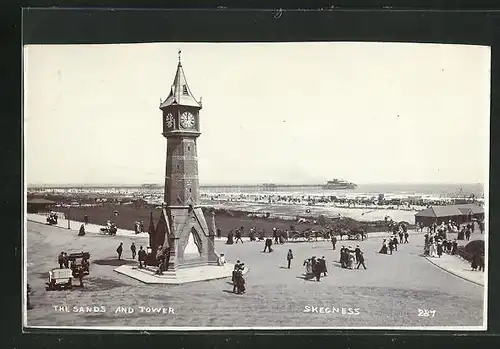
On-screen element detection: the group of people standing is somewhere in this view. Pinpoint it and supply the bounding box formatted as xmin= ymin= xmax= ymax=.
xmin=379 ymin=231 xmax=409 ymax=255
xmin=57 ymin=252 xmax=70 ymax=269
xmin=340 ymin=245 xmax=366 ymax=269
xmin=423 ymin=232 xmax=458 ymax=257
xmin=427 ymin=220 xmax=483 ymax=240
xmin=115 ymin=242 xmax=160 ymax=271
xmin=302 ymin=256 xmax=328 ymax=281
xmin=232 ymin=260 xmax=246 ymax=294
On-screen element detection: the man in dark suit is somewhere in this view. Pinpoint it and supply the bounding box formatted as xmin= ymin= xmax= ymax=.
xmin=356 ymin=251 xmax=367 ymax=269
xmin=138 ymin=246 xmax=147 ymax=269
xmin=354 ymin=245 xmax=361 ymax=262
xmin=116 ymin=243 xmax=123 ymax=260
xmin=235 ymin=229 xmax=243 ymax=243
xmin=392 ymin=235 xmax=399 ymax=251
xmin=331 ymin=235 xmax=337 ymax=250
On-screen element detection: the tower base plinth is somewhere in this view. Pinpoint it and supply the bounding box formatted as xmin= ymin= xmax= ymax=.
xmin=114 ymin=263 xmax=248 ymax=285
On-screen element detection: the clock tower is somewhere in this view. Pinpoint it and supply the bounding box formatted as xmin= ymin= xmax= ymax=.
xmin=157 ymin=52 xmax=218 ymax=269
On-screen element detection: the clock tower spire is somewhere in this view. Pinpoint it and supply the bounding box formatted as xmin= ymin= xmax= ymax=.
xmin=157 ymin=53 xmax=218 ymax=270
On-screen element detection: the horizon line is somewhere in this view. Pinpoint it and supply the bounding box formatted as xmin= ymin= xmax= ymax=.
xmin=27 ymin=182 xmax=485 ymax=188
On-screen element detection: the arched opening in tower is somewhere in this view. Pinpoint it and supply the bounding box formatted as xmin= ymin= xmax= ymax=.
xmin=183 ymin=227 xmax=202 ymax=260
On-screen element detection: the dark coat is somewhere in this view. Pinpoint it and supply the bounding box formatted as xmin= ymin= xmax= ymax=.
xmin=138 ymin=249 xmax=147 ymax=261
xmin=357 ymin=253 xmax=365 ymax=263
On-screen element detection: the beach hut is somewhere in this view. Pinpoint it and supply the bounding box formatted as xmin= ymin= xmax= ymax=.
xmin=414 ymin=203 xmax=484 ymax=226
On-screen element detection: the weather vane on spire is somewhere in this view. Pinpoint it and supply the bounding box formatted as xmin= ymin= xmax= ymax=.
xmin=178 ymin=50 xmax=182 ymax=64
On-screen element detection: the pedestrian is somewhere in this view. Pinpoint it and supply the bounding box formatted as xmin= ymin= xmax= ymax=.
xmin=235 ymin=229 xmax=243 ymax=244
xmin=58 ymin=252 xmax=65 ymax=269
xmin=218 ymin=253 xmax=226 ymax=266
xmin=155 ymin=246 xmax=164 ymax=275
xmin=404 ymin=231 xmax=409 ymax=244
xmin=130 ymin=242 xmax=137 ymax=259
xmin=437 ymin=240 xmax=443 ymax=257
xmin=63 ymin=252 xmax=69 ymax=268
xmin=399 ymin=231 xmax=404 ymax=244
xmin=465 ymin=228 xmax=471 ymax=241
xmin=471 ymin=252 xmax=480 ymax=271
xmin=263 ymin=238 xmax=273 ymax=253
xmin=232 ymin=262 xmax=244 ymax=293
xmin=286 ymin=249 xmax=293 ymax=269
xmin=331 ymin=235 xmax=337 ymax=250
xmin=320 ymin=256 xmax=327 ymax=276
xmin=388 ymin=240 xmax=394 ymax=255
xmin=78 ymin=224 xmax=85 ymax=236
xmin=272 ymin=228 xmax=279 ymax=244
xmin=340 ymin=246 xmax=346 ymax=267
xmin=116 ymin=242 xmax=123 ymax=260
xmin=354 ymin=245 xmax=361 ymax=262
xmin=303 ymin=258 xmax=313 ymax=279
xmin=217 ymin=228 xmax=222 ymax=239
xmin=311 ymin=257 xmax=321 ymax=282
xmin=479 ymin=253 xmax=485 ymax=272
xmin=356 ymin=251 xmax=367 ymax=269
xmin=392 ymin=235 xmax=398 ymax=251
xmin=138 ymin=246 xmax=146 ymax=268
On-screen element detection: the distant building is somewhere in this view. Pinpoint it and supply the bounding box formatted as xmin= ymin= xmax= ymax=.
xmin=414 ymin=203 xmax=484 ymax=226
xmin=27 ymin=198 xmax=56 ymax=213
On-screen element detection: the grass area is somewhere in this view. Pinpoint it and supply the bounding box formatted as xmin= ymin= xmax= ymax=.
xmin=50 ymin=203 xmax=393 ymax=238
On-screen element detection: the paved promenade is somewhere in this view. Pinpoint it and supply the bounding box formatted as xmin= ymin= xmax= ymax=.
xmin=26 ymin=220 xmax=484 ymax=329
xmin=425 ymin=254 xmax=485 ymax=286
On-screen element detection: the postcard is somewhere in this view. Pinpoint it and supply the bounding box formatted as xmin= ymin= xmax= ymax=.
xmin=23 ymin=42 xmax=489 ymax=330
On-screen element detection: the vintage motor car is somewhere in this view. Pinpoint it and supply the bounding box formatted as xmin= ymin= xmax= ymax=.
xmin=46 ymin=268 xmax=73 ymax=290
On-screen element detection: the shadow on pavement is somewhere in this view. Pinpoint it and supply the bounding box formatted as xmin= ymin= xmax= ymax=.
xmin=296 ymin=275 xmax=315 ymax=281
xmin=93 ymin=258 xmax=137 ymax=266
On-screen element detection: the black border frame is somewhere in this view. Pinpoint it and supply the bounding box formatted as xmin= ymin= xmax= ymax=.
xmin=5 ymin=4 xmax=500 ymax=349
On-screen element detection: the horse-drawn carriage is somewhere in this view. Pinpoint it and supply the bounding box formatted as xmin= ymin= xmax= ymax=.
xmin=333 ymin=223 xmax=367 ymax=241
xmin=290 ymin=229 xmax=330 ymax=242
xmin=100 ymin=222 xmax=117 ymax=235
xmin=345 ymin=229 xmax=367 ymax=240
xmin=46 ymin=212 xmax=58 ymax=225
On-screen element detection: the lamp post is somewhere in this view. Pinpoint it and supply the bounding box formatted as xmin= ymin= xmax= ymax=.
xmin=67 ymin=207 xmax=70 ymax=230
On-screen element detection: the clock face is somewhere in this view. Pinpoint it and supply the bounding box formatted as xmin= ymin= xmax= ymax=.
xmin=180 ymin=112 xmax=195 ymax=129
xmin=165 ymin=113 xmax=174 ymax=128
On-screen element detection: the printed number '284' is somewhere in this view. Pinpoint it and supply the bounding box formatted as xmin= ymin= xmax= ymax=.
xmin=418 ymin=309 xmax=436 ymax=317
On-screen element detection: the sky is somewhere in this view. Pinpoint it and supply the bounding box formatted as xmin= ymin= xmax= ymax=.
xmin=24 ymin=42 xmax=490 ymax=185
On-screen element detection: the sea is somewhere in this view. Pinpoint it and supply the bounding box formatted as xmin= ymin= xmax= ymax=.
xmin=198 ymin=183 xmax=485 ymax=198
xmin=29 ymin=183 xmax=485 ymax=198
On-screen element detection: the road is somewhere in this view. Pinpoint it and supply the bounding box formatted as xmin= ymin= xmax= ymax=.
xmin=25 ymin=221 xmax=484 ymax=329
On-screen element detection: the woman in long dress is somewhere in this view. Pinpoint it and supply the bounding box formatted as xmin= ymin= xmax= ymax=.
xmin=303 ymin=259 xmax=313 ymax=279
xmin=437 ymin=240 xmax=443 ymax=257
xmin=471 ymin=252 xmax=480 ymax=271
xmin=348 ymin=251 xmax=355 ymax=269
xmin=429 ymin=241 xmax=437 ymax=257
xmin=379 ymin=239 xmax=388 ymax=254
